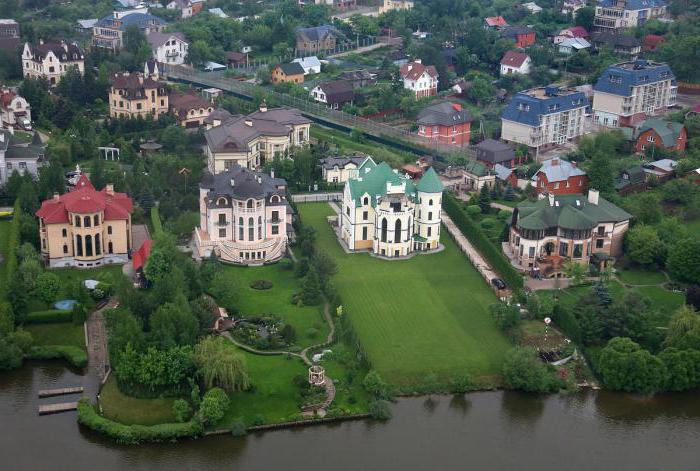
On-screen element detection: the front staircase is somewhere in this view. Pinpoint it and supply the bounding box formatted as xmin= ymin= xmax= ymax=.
xmin=216 ymin=236 xmax=287 ymax=264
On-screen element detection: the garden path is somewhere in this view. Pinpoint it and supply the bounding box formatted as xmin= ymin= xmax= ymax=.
xmin=84 ymin=299 xmax=117 ymax=397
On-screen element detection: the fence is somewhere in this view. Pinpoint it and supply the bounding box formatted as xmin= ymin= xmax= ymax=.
xmin=291 ymin=193 xmax=343 ymax=203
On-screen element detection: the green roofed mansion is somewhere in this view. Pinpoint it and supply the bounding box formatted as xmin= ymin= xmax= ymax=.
xmin=506 ymin=190 xmax=631 ymax=277
xmin=338 ymin=161 xmax=444 ymax=257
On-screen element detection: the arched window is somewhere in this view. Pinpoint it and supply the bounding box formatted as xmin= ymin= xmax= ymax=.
xmin=93 ymin=215 xmax=99 ymax=226
xmin=216 ymin=197 xmax=227 ymax=206
xmin=63 ymin=244 xmax=68 ymax=254
xmin=429 ymin=199 xmax=433 ymax=206
xmin=75 ymin=216 xmax=81 ymax=227
xmin=246 ymin=199 xmax=254 ymax=209
xmin=107 ymin=226 xmax=112 ymax=235
xmin=95 ymin=235 xmax=101 ymax=255
xmin=363 ymin=197 xmax=369 ymax=205
xmin=248 ymin=217 xmax=254 ymax=241
xmin=84 ymin=216 xmax=91 ymax=228
xmin=408 ymin=217 xmax=412 ymax=242
xmin=76 ymin=234 xmax=83 ymax=256
xmin=271 ymin=195 xmax=280 ymax=203
xmin=394 ymin=219 xmax=402 ymax=243
xmin=108 ymin=242 xmax=113 ymax=254
xmin=62 ymin=228 xmax=67 ymax=237
xmin=381 ymin=218 xmax=388 ymax=242
xmin=258 ymin=216 xmax=262 ymax=240
xmin=85 ymin=235 xmax=93 ymax=257
xmin=238 ymin=217 xmax=244 ymax=240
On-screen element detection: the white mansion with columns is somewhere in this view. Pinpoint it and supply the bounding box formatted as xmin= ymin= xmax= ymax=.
xmin=339 ymin=161 xmax=444 ymax=257
xmin=194 ymin=166 xmax=293 ymax=265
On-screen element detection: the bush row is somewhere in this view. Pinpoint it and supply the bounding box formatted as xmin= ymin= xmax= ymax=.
xmin=150 ymin=206 xmax=163 ymax=235
xmin=25 ymin=310 xmax=74 ymax=324
xmin=77 ymin=399 xmax=202 ymax=445
xmin=442 ymin=193 xmax=523 ymax=290
xmin=26 ymin=345 xmax=88 ymax=368
xmin=2 ymin=199 xmax=21 ymax=300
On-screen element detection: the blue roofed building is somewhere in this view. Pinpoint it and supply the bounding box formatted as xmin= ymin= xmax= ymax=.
xmin=93 ymin=12 xmax=167 ymax=50
xmin=592 ymin=60 xmax=676 ymax=128
xmin=501 ymin=86 xmax=589 ymax=152
xmin=594 ymin=0 xmax=668 ymax=32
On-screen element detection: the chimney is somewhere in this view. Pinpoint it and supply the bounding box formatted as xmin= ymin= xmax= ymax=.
xmin=588 ymin=189 xmax=599 ymax=205
xmin=53 ymin=192 xmax=60 ymax=201
xmin=452 ymin=103 xmax=462 ymax=111
xmin=39 ymin=38 xmax=44 ymax=45
xmin=414 ymin=58 xmax=422 ymax=64
xmin=270 ymin=168 xmax=275 ymax=179
xmin=548 ymin=193 xmax=555 ymax=207
xmin=244 ymin=119 xmax=253 ymax=127
xmin=230 ymin=178 xmax=235 ymax=187
xmin=105 ymin=184 xmax=114 ymax=195
xmin=0 ymin=132 xmax=3 ymax=143
xmin=551 ymin=157 xmax=559 ymax=166
xmin=259 ymin=102 xmax=267 ymax=113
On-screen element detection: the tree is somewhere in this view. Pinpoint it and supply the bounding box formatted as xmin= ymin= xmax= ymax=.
xmin=0 ymin=335 xmax=23 ymax=371
xmin=602 ymin=293 xmax=656 ymax=346
xmin=563 ymin=261 xmax=587 ymax=285
xmin=628 ymin=192 xmax=663 ymax=225
xmin=301 ymin=267 xmax=322 ymax=305
xmin=149 ymin=302 xmax=199 ymax=349
xmin=687 ymin=286 xmax=700 ymax=311
xmin=658 ymin=347 xmax=700 ymax=392
xmin=172 ymin=399 xmax=192 ymax=422
xmin=575 ymin=7 xmax=595 ymax=32
xmin=369 ymin=399 xmax=392 ymax=420
xmin=625 ymin=225 xmax=663 ymax=267
xmin=478 ymin=184 xmax=492 ymax=213
xmin=363 ymin=371 xmax=391 ymax=399
xmin=597 ymin=337 xmax=666 ymax=394
xmin=502 ymin=347 xmax=560 ymax=393
xmin=587 ymin=152 xmax=614 ymax=196
xmin=489 ymin=302 xmax=520 ymax=331
xmin=663 ymin=305 xmax=700 ymax=350
xmin=199 ymin=387 xmax=230 ymax=425
xmin=209 ymin=271 xmax=240 ymax=314
xmin=34 ymin=272 xmax=61 ymax=304
xmin=503 ymin=183 xmax=516 ymax=201
xmin=593 ymin=281 xmax=613 ymax=308
xmin=667 ymin=238 xmax=700 ymax=284
xmin=194 ymin=336 xmax=249 ymax=391
xmin=0 ymin=303 xmax=14 ymax=335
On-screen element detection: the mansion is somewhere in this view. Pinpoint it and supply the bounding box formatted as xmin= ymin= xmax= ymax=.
xmin=194 ymin=166 xmax=292 ymax=265
xmin=507 ymin=190 xmax=631 ymax=277
xmin=36 ymin=175 xmax=133 ymax=268
xmin=338 ymin=161 xmax=444 ymax=258
xmin=204 ymin=104 xmax=311 ymax=174
xmin=22 ymin=40 xmax=85 ymax=86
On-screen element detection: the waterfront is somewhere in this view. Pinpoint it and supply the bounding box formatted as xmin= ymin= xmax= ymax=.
xmin=2 ymin=363 xmax=699 ymax=471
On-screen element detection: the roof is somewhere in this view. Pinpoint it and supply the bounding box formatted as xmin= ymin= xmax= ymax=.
xmin=464 ymin=160 xmax=492 ymax=178
xmin=523 ymin=2 xmax=543 ymax=12
xmin=501 ymin=87 xmax=588 ymax=127
xmin=0 ymin=130 xmax=45 ymax=161
xmin=494 ymin=164 xmax=514 ymax=181
xmin=25 ymin=41 xmax=84 ymax=62
xmin=635 ymin=119 xmax=684 ymax=147
xmin=416 ymin=167 xmax=443 ymax=193
xmin=276 ymin=62 xmax=305 ymax=76
xmin=399 ymin=61 xmax=438 ymax=80
xmin=205 ymin=107 xmax=310 ymax=153
xmin=169 ymin=91 xmax=212 ymax=118
xmin=593 ymin=60 xmax=675 ymax=97
xmin=296 ymin=25 xmax=341 ymax=42
xmin=132 ymin=239 xmax=152 ymax=272
xmin=199 ymin=165 xmax=287 ymax=203
xmin=145 ymin=31 xmax=186 ymax=48
xmin=559 ymin=37 xmax=591 ymax=49
xmin=560 ymin=26 xmax=588 ymax=37
xmin=315 ymin=80 xmax=354 ymax=103
xmin=515 ymin=193 xmax=631 ymax=231
xmin=501 ymin=25 xmax=534 ymax=39
xmin=226 ymin=51 xmax=247 ymax=62
xmin=590 ymin=32 xmax=641 ymax=48
xmin=110 ymin=72 xmax=167 ymax=99
xmin=348 ymin=162 xmax=414 ymax=206
xmin=533 ymin=158 xmax=586 ymax=183
xmin=208 ymin=7 xmax=228 ymax=17
xmin=501 ymin=50 xmax=530 ymax=68
xmin=645 ymin=158 xmax=677 ymax=172
xmin=77 ymin=19 xmax=98 ymax=29
xmin=474 ymin=139 xmax=516 ymax=163
xmin=644 ymin=34 xmax=665 ymax=47
xmin=485 ymin=16 xmax=508 ymax=27
xmin=597 ymin=0 xmax=666 ymax=9
xmin=320 ymin=155 xmax=371 ymax=170
xmin=97 ymin=12 xmax=167 ymax=31
xmin=615 ymin=165 xmax=646 ymax=190
xmin=416 ymin=101 xmax=472 ymax=126
xmin=36 ymin=175 xmax=133 ymax=223
xmin=292 ymin=56 xmax=321 ymax=71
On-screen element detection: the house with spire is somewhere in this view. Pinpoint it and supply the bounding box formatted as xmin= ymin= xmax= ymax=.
xmin=338 ymin=162 xmax=444 ymax=257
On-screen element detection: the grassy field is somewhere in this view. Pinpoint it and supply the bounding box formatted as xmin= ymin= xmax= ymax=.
xmin=100 ymin=377 xmax=178 ymax=425
xmin=617 ymin=269 xmax=667 ymax=285
xmin=25 ymin=323 xmax=85 ymax=348
xmin=298 ymin=203 xmax=511 ymax=386
xmin=218 ymin=264 xmax=330 ymax=348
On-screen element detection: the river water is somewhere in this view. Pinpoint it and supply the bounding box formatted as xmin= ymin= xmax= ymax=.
xmin=2 ymin=363 xmax=699 ymax=471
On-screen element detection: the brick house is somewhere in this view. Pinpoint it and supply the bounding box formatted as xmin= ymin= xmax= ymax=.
xmin=633 ymin=119 xmax=686 ymax=153
xmin=532 ymin=157 xmax=588 ymax=195
xmin=295 ymin=25 xmax=340 ymax=54
xmin=501 ymin=26 xmax=536 ymax=48
xmin=416 ymin=101 xmax=472 ymax=146
xmin=271 ymin=62 xmax=305 ymax=84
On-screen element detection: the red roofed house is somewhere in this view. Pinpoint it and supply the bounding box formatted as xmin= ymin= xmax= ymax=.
xmin=553 ymin=26 xmax=588 ymax=44
xmin=132 ymin=239 xmax=152 ymax=287
xmin=501 ymin=25 xmax=536 ymax=48
xmin=168 ymin=90 xmax=214 ymax=128
xmin=643 ymin=34 xmax=665 ymax=51
xmin=532 ymin=157 xmax=588 ymax=195
xmin=484 ymin=16 xmax=508 ymax=28
xmin=416 ymin=101 xmax=472 ymax=146
xmin=500 ymin=51 xmax=531 ymax=76
xmin=36 ymin=174 xmax=133 ymax=268
xmin=400 ymin=60 xmax=438 ymax=98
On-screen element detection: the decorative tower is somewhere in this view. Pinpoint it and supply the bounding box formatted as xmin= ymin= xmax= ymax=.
xmin=414 ymin=167 xmax=444 ymax=251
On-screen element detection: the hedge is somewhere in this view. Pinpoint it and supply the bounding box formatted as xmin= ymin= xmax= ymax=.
xmin=442 ymin=193 xmax=523 ymax=289
xmin=1 ymin=199 xmax=21 ymax=301
xmin=26 ymin=345 xmax=88 ymax=368
xmin=77 ymin=399 xmax=202 ymax=444
xmin=150 ymin=206 xmax=163 ymax=235
xmin=25 ymin=310 xmax=74 ymax=324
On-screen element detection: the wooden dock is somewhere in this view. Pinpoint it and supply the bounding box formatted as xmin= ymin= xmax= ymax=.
xmin=38 ymin=402 xmax=78 ymax=415
xmin=38 ymin=387 xmax=84 ymax=398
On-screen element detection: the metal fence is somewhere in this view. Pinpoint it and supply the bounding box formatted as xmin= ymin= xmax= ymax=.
xmin=291 ymin=193 xmax=343 ymax=203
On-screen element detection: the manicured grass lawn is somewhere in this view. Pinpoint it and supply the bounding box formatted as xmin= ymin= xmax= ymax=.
xmin=25 ymin=323 xmax=85 ymax=348
xmin=298 ymin=203 xmax=511 ymax=386
xmin=218 ymin=264 xmax=329 ymax=348
xmin=100 ymin=376 xmax=178 ymax=425
xmin=617 ymin=269 xmax=667 ymax=285
xmin=220 ymin=346 xmax=307 ymax=427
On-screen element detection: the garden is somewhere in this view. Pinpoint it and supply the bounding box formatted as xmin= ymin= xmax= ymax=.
xmin=297 ymin=203 xmax=512 ymax=389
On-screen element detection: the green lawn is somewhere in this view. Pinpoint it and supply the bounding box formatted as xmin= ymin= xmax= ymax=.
xmin=617 ymin=269 xmax=667 ymax=285
xmin=25 ymin=323 xmax=85 ymax=348
xmin=298 ymin=203 xmax=511 ymax=386
xmin=218 ymin=264 xmax=329 ymax=349
xmin=100 ymin=376 xmax=178 ymax=425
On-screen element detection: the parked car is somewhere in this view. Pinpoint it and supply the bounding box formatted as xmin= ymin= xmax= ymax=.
xmin=491 ymin=278 xmax=507 ymax=290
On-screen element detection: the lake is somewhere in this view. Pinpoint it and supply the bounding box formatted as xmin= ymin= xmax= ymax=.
xmin=1 ymin=363 xmax=699 ymax=471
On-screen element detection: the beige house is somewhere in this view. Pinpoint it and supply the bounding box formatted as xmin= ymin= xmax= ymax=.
xmin=109 ymin=72 xmax=169 ymax=119
xmin=36 ymin=175 xmax=133 ymax=269
xmin=194 ymin=166 xmax=292 ymax=265
xmin=22 ymin=40 xmax=85 ymax=86
xmin=339 ymin=162 xmax=444 ymax=257
xmin=320 ymin=155 xmax=375 ymax=184
xmin=592 ymin=60 xmax=676 ymax=128
xmin=594 ymin=0 xmax=667 ymax=32
xmin=169 ymin=90 xmax=213 ymax=128
xmin=204 ymin=104 xmax=311 ymax=173
xmin=378 ymin=0 xmax=414 ymax=13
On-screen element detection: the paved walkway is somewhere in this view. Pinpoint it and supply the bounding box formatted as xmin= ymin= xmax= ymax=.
xmin=490 ymin=202 xmax=514 ymax=212
xmin=83 ymin=299 xmax=117 ymax=397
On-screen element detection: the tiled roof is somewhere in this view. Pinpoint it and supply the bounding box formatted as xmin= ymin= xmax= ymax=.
xmin=145 ymin=31 xmax=186 ymax=49
xmin=500 ymin=51 xmax=530 ymax=68
xmin=399 ymin=61 xmax=438 ymax=80
xmin=276 ymin=62 xmax=305 ymax=76
xmin=416 ymin=167 xmax=443 ymax=193
xmin=560 ymin=26 xmax=588 ymax=37
xmin=199 ymin=165 xmax=286 ymax=202
xmin=635 ymin=118 xmax=684 ymax=148
xmin=501 ymin=87 xmax=588 ymax=127
xmin=533 ymin=158 xmax=587 ymax=183
xmin=593 ymin=60 xmax=675 ymax=97
xmin=615 ymin=165 xmax=646 ymax=190
xmin=484 ymin=16 xmax=508 ymax=27
xmin=501 ymin=25 xmax=534 ymax=39
xmin=320 ymin=155 xmax=370 ymax=170
xmin=315 ymin=80 xmax=354 ymax=102
xmin=36 ymin=175 xmax=133 ymax=223
xmin=348 ymin=162 xmax=416 ymax=206
xmin=474 ymin=139 xmax=515 ymax=162
xmin=296 ymin=25 xmax=340 ymax=42
xmin=516 ymin=193 xmax=631 ymax=231
xmin=26 ymin=41 xmax=84 ymax=61
xmin=417 ymin=101 xmax=472 ymax=126
xmin=169 ymin=91 xmax=212 ymax=118
xmin=111 ymin=72 xmax=167 ymax=99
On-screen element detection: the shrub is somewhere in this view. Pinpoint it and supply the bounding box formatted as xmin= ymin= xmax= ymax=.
xmin=252 ymin=414 xmax=265 ymax=426
xmin=368 ymin=399 xmax=392 ymax=420
xmin=480 ymin=219 xmax=495 ymax=230
xmin=71 ymin=304 xmax=89 ymax=325
xmin=34 ymin=272 xmax=61 ymax=304
xmin=230 ymin=419 xmax=247 ymax=437
xmin=502 ymin=347 xmax=560 ymax=393
xmin=25 ymin=310 xmax=73 ymax=324
xmin=498 ymin=210 xmax=511 ymax=221
xmin=249 ymin=279 xmax=273 ymax=290
xmin=466 ymin=205 xmax=482 ymax=216
xmin=172 ymin=399 xmax=192 ymax=423
xmin=77 ymin=399 xmax=202 ymax=445
xmin=278 ymin=258 xmax=294 ymax=271
xmin=198 ymin=387 xmax=229 ymax=425
xmin=362 ymin=370 xmax=391 ymax=399
xmin=26 ymin=345 xmax=88 ymax=368
xmin=306 ymin=327 xmax=319 ymax=339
